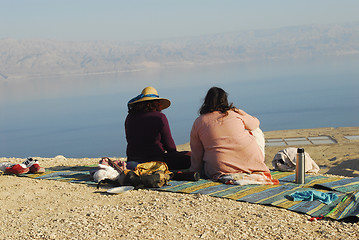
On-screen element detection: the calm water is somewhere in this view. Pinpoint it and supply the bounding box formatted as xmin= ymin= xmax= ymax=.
xmin=1 ymin=56 xmax=358 ymax=157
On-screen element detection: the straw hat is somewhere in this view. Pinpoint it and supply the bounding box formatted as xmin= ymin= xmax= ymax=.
xmin=128 ymin=86 xmax=171 ymax=110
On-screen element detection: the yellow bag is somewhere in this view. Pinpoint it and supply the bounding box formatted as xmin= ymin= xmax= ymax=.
xmin=123 ymin=161 xmax=173 ymax=189
xmin=132 ymin=161 xmax=171 ymax=176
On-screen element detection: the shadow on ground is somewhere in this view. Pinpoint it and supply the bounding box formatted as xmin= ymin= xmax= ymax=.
xmin=326 ymin=159 xmax=359 ymax=177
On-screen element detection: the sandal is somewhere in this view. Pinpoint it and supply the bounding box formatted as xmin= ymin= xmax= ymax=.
xmin=100 ymin=157 xmax=127 ymax=172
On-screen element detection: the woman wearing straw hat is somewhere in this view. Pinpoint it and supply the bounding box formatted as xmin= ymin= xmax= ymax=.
xmin=125 ymin=86 xmax=191 ymax=170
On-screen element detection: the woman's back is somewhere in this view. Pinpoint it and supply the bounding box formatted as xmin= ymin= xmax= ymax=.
xmin=190 ymin=110 xmax=269 ymax=180
xmin=125 ymin=111 xmax=176 ymax=160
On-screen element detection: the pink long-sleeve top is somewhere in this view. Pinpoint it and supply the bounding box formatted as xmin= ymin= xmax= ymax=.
xmin=189 ymin=109 xmax=269 ymax=181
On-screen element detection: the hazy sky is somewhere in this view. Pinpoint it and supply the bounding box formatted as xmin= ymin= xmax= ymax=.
xmin=1 ymin=0 xmax=359 ymax=42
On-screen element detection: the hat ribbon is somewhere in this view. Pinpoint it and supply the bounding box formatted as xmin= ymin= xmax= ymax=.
xmin=128 ymin=93 xmax=159 ymax=104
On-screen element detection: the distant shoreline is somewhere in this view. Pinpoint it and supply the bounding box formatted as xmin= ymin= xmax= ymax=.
xmin=4 ymin=54 xmax=359 ymax=82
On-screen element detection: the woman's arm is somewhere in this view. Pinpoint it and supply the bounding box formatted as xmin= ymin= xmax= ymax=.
xmin=159 ymin=114 xmax=177 ymax=152
xmin=189 ymin=121 xmax=204 ymax=172
xmin=236 ymin=109 xmax=260 ymax=131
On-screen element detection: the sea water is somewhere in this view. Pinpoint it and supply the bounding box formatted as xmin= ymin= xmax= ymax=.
xmin=1 ymin=56 xmax=358 ymax=157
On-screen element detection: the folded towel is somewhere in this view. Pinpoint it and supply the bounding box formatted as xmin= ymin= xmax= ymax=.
xmin=289 ymin=190 xmax=338 ymax=205
xmin=272 ymin=148 xmax=320 ymax=173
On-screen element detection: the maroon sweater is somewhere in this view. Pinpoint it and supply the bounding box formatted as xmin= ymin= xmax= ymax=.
xmin=125 ymin=111 xmax=177 ymax=161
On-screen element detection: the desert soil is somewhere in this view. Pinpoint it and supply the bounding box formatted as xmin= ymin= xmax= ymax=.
xmin=1 ymin=127 xmax=358 ymax=240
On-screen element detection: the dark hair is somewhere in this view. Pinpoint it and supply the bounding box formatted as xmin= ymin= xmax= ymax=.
xmin=199 ymin=87 xmax=236 ymax=115
xmin=128 ymin=100 xmax=162 ymax=113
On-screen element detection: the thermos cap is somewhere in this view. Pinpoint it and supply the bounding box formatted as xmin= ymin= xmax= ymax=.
xmin=297 ymin=148 xmax=304 ymax=153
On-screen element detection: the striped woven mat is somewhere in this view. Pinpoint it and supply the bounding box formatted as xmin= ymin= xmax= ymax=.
xmin=21 ymin=166 xmax=359 ymax=220
xmin=22 ymin=166 xmax=97 ymax=185
xmin=159 ymin=171 xmax=359 ymax=220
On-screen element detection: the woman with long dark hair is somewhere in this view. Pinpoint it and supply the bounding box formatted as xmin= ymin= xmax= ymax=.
xmin=190 ymin=87 xmax=277 ymax=185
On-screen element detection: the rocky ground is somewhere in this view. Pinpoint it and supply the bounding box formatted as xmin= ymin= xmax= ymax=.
xmin=0 ymin=127 xmax=358 ymax=239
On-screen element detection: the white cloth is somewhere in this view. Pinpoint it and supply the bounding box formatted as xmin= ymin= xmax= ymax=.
xmin=250 ymin=128 xmax=265 ymax=157
xmin=218 ymin=172 xmax=279 ymax=185
xmin=92 ymin=164 xmax=120 ymax=183
xmin=272 ymin=147 xmax=320 ymax=173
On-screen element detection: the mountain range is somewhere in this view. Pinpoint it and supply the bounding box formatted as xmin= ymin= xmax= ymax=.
xmin=1 ymin=22 xmax=358 ymax=80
